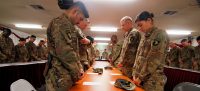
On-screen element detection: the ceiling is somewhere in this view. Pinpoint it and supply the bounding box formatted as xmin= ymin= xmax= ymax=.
xmin=0 ymin=0 xmax=200 ymax=42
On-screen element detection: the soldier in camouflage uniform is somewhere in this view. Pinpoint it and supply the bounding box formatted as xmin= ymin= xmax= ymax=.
xmin=0 ymin=28 xmax=15 ymax=63
xmin=102 ymin=49 xmax=109 ymax=60
xmin=110 ymin=34 xmax=118 ymax=65
xmin=76 ymin=18 xmax=90 ymax=71
xmin=194 ymin=36 xmax=200 ymax=71
xmin=179 ymin=39 xmax=195 ymax=69
xmin=112 ymin=40 xmax=124 ymax=67
xmin=95 ymin=49 xmax=100 ymax=60
xmin=25 ymin=35 xmax=41 ymax=61
xmin=86 ymin=36 xmax=95 ymax=66
xmin=132 ymin=11 xmax=169 ymax=91
xmin=166 ymin=42 xmax=180 ymax=67
xmin=37 ymin=40 xmax=47 ymax=60
xmin=45 ymin=1 xmax=89 ymax=91
xmin=117 ymin=16 xmax=141 ymax=79
xmin=15 ymin=38 xmax=29 ymax=62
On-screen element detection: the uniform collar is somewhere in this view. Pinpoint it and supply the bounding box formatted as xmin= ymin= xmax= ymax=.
xmin=61 ymin=13 xmax=73 ymax=25
xmin=125 ymin=28 xmax=133 ymax=37
xmin=145 ymin=26 xmax=157 ymax=38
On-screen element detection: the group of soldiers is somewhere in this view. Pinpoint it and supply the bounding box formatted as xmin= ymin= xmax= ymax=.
xmin=0 ymin=27 xmax=47 ymax=63
xmin=1 ymin=0 xmax=198 ymax=91
xmin=45 ymin=0 xmax=170 ymax=91
xmin=166 ymin=37 xmax=200 ymax=71
xmin=110 ymin=12 xmax=169 ymax=91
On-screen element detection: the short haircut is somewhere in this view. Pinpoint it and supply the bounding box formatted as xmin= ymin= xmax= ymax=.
xmin=120 ymin=16 xmax=133 ymax=23
xmin=181 ymin=39 xmax=188 ymax=43
xmin=30 ymin=35 xmax=36 ymax=38
xmin=40 ymin=40 xmax=45 ymax=42
xmin=19 ymin=38 xmax=26 ymax=41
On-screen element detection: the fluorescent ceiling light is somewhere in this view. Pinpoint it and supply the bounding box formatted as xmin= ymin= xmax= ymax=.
xmin=97 ymin=43 xmax=109 ymax=45
xmin=94 ymin=37 xmax=110 ymax=41
xmin=90 ymin=27 xmax=117 ymax=32
xmin=166 ymin=30 xmax=192 ymax=35
xmin=15 ymin=24 xmax=43 ymax=29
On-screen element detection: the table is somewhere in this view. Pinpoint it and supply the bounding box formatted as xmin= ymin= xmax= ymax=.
xmin=70 ymin=61 xmax=144 ymax=91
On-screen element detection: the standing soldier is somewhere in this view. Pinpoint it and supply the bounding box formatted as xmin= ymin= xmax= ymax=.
xmin=15 ymin=38 xmax=29 ymax=62
xmin=37 ymin=40 xmax=47 ymax=60
xmin=95 ymin=49 xmax=100 ymax=60
xmin=110 ymin=34 xmax=120 ymax=65
xmin=26 ymin=35 xmax=41 ymax=61
xmin=76 ymin=18 xmax=90 ymax=71
xmin=166 ymin=42 xmax=180 ymax=67
xmin=193 ymin=36 xmax=200 ymax=70
xmin=112 ymin=40 xmax=124 ymax=67
xmin=46 ymin=0 xmax=89 ymax=91
xmin=132 ymin=11 xmax=169 ymax=91
xmin=0 ymin=28 xmax=15 ymax=63
xmin=117 ymin=16 xmax=141 ymax=79
xmin=179 ymin=39 xmax=195 ymax=69
xmin=86 ymin=36 xmax=95 ymax=66
xmin=102 ymin=49 xmax=109 ymax=60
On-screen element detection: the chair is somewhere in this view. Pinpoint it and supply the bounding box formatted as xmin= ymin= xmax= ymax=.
xmin=10 ymin=79 xmax=37 ymax=91
xmin=173 ymin=82 xmax=200 ymax=91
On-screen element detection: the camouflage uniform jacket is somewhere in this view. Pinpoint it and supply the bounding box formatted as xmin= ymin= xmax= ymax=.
xmin=179 ymin=46 xmax=195 ymax=64
xmin=194 ymin=45 xmax=200 ymax=61
xmin=47 ymin=14 xmax=83 ymax=84
xmin=26 ymin=41 xmax=40 ymax=61
xmin=15 ymin=44 xmax=29 ymax=62
xmin=112 ymin=40 xmax=124 ymax=67
xmin=167 ymin=47 xmax=180 ymax=67
xmin=0 ymin=34 xmax=15 ymax=63
xmin=37 ymin=45 xmax=47 ymax=60
xmin=132 ymin=27 xmax=169 ymax=82
xmin=87 ymin=45 xmax=95 ymax=65
xmin=119 ymin=29 xmax=141 ymax=68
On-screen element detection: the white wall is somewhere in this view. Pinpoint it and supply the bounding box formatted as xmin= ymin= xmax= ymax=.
xmin=0 ymin=29 xmax=44 ymax=45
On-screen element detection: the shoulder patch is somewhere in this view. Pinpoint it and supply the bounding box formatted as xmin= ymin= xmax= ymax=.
xmin=153 ymin=39 xmax=160 ymax=46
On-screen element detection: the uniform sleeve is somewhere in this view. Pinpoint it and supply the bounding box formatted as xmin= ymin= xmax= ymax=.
xmin=138 ymin=31 xmax=169 ymax=81
xmin=10 ymin=40 xmax=15 ymax=62
xmin=0 ymin=38 xmax=7 ymax=61
xmin=25 ymin=46 xmax=30 ymax=62
xmin=76 ymin=28 xmax=85 ymax=40
xmin=112 ymin=41 xmax=123 ymax=61
xmin=194 ymin=47 xmax=199 ymax=60
xmin=0 ymin=51 xmax=7 ymax=61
